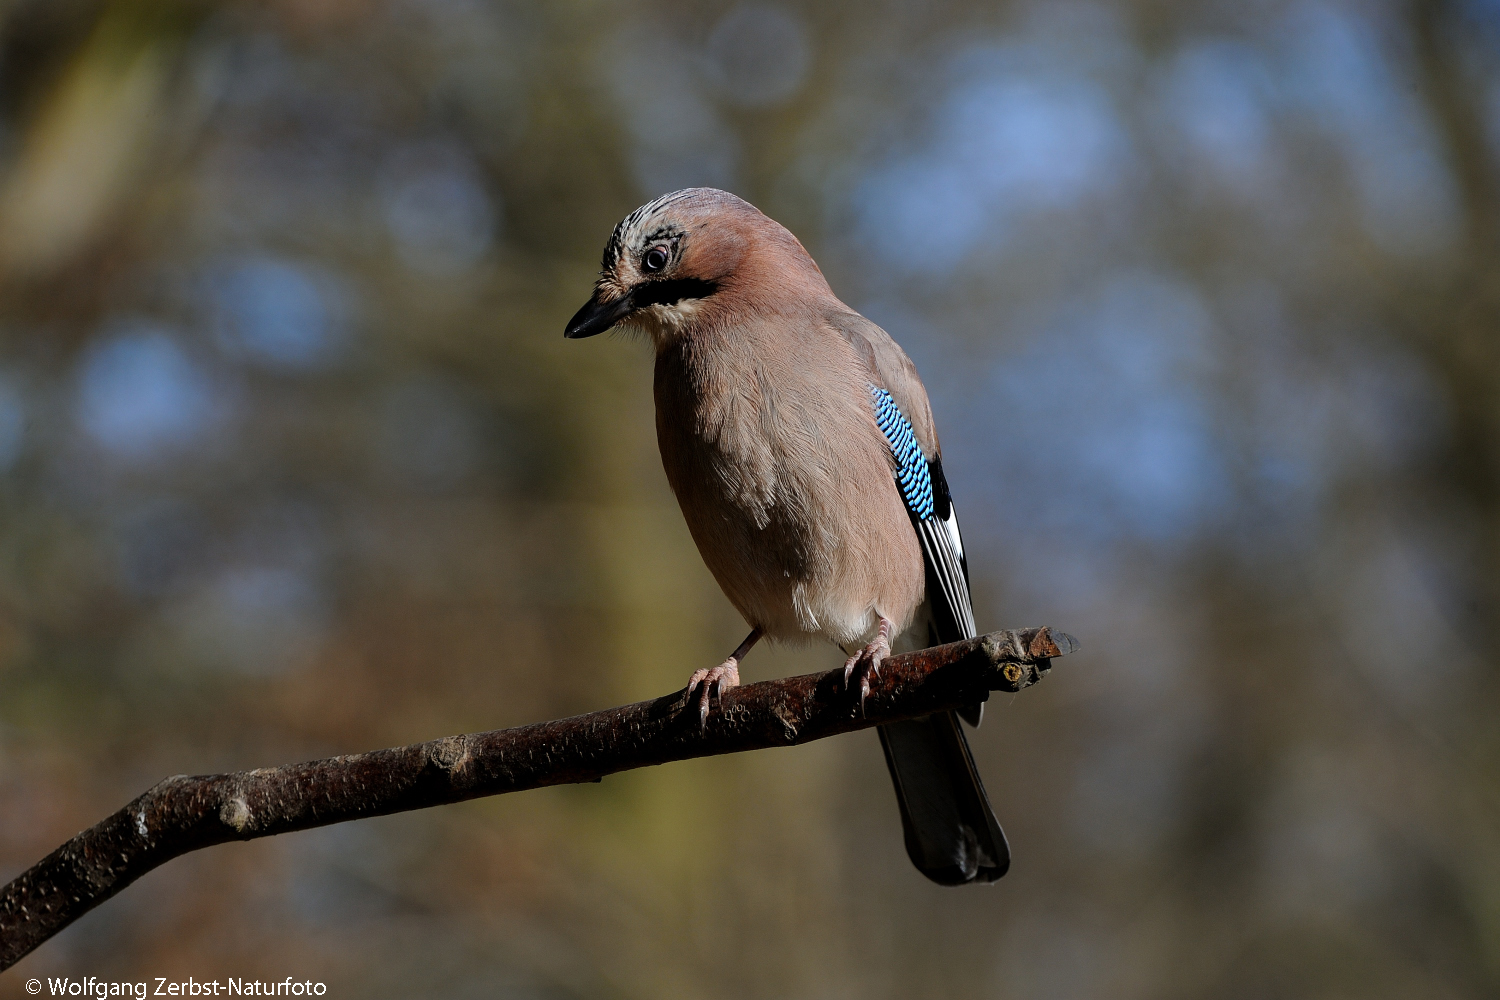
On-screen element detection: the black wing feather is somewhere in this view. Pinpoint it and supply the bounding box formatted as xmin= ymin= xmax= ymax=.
xmin=871 ymin=396 xmax=1008 ymax=884
xmin=915 ymin=458 xmax=981 ymax=724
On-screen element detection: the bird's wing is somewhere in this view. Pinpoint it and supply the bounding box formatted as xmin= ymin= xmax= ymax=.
xmin=916 ymin=457 xmax=978 ymax=643
xmin=826 ymin=310 xmax=941 ymax=459
xmin=863 ymin=349 xmax=1006 ymax=883
xmin=869 ymin=384 xmax=978 ymax=649
xmin=827 ymin=311 xmax=977 ymax=639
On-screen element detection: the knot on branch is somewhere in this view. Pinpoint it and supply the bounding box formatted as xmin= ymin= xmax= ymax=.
xmin=770 ymin=703 xmax=801 ymax=743
xmin=981 ymin=627 xmax=1077 ymax=692
xmin=219 ymin=795 xmax=253 ymax=833
xmin=426 ymin=735 xmax=469 ymax=772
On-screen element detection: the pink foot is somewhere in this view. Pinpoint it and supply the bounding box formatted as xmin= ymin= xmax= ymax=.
xmin=687 ymin=658 xmax=741 ymax=727
xmin=843 ymin=617 xmax=893 ymax=715
xmin=684 ymin=629 xmax=762 ymax=729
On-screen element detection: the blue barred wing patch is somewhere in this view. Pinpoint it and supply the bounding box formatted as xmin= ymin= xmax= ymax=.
xmin=870 ymin=385 xmax=934 ymax=521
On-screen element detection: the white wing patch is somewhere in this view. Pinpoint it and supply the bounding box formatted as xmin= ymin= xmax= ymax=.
xmin=916 ymin=499 xmax=977 ymax=640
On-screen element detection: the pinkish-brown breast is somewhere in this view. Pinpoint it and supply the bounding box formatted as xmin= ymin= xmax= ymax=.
xmin=652 ymin=312 xmax=924 ymax=647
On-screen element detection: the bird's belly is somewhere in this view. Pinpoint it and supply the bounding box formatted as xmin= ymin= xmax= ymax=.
xmin=661 ymin=420 xmax=924 ymax=649
xmin=677 ymin=475 xmax=870 ymax=644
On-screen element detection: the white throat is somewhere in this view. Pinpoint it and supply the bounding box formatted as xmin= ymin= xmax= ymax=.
xmin=628 ymin=298 xmax=711 ymax=347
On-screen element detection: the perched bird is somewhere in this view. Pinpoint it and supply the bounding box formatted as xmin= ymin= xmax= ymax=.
xmin=565 ymin=188 xmax=1008 ymax=885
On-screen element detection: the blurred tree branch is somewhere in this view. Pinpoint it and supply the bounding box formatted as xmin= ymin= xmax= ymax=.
xmin=1405 ymin=0 xmax=1500 ymax=659
xmin=0 ymin=626 xmax=1075 ymax=971
xmin=1411 ymin=0 xmax=1498 ymax=251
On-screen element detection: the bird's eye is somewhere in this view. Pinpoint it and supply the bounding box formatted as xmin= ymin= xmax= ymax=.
xmin=643 ymin=246 xmax=669 ymax=272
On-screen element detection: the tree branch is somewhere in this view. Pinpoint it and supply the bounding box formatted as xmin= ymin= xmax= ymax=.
xmin=0 ymin=626 xmax=1076 ymax=970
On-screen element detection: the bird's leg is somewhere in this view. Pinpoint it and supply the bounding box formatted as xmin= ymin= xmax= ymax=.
xmin=843 ymin=617 xmax=894 ymax=715
xmin=687 ymin=628 xmax=762 ymax=727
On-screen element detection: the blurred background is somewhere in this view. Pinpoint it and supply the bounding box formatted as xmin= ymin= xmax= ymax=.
xmin=1 ymin=0 xmax=1498 ymax=996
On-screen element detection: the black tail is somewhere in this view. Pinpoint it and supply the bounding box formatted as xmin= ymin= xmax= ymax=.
xmin=877 ymin=713 xmax=1009 ymax=885
xmin=864 ymin=442 xmax=1005 ymax=885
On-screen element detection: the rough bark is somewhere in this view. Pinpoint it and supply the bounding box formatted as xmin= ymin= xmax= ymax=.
xmin=0 ymin=626 xmax=1075 ymax=970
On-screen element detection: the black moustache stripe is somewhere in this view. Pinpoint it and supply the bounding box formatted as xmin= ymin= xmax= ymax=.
xmin=633 ymin=278 xmax=718 ymax=309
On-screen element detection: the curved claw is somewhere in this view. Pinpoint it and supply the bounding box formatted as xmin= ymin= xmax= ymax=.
xmin=686 ymin=660 xmax=741 ymax=729
xmin=842 ymin=619 xmax=893 ymax=717
xmin=842 ymin=649 xmax=884 ymax=716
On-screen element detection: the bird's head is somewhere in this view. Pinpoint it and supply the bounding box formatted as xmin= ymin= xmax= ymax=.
xmin=564 ymin=187 xmax=826 ymax=345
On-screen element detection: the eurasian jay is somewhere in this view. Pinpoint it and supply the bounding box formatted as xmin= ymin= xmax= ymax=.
xmin=564 ymin=187 xmax=1008 ymax=885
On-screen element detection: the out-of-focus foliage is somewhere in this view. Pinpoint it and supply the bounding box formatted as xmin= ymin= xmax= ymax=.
xmin=2 ymin=0 xmax=1498 ymax=996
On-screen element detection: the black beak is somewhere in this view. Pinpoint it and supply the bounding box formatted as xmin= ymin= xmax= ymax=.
xmin=564 ymin=289 xmax=635 ymax=339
